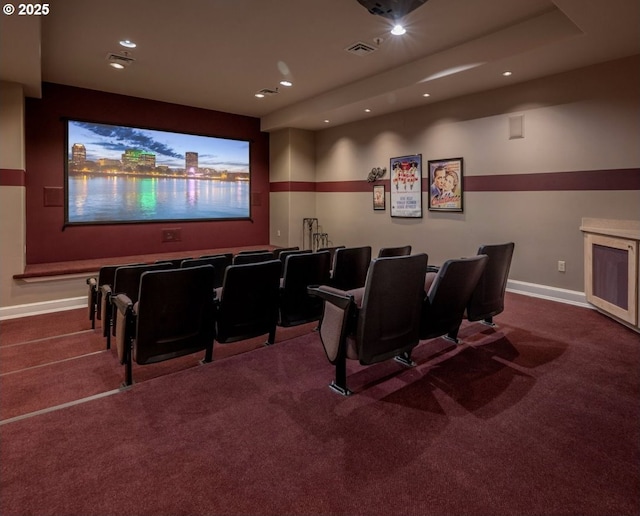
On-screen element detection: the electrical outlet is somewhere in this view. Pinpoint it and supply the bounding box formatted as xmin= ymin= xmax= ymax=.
xmin=558 ymin=260 xmax=566 ymax=272
xmin=277 ymin=230 xmax=281 ymax=237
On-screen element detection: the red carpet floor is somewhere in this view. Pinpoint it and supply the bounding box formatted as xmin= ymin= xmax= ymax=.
xmin=0 ymin=309 xmax=317 ymax=420
xmin=1 ymin=294 xmax=638 ymax=515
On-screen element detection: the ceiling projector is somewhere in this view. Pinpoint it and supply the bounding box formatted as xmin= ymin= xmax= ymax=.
xmin=356 ymin=0 xmax=429 ymax=20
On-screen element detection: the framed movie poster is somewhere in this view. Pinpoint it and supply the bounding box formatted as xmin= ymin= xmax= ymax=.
xmin=390 ymin=154 xmax=422 ymax=218
xmin=373 ymin=185 xmax=385 ymax=210
xmin=427 ymin=157 xmax=463 ymax=212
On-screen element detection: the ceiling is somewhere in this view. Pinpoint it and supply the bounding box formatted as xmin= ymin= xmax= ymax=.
xmin=1 ymin=0 xmax=638 ymax=132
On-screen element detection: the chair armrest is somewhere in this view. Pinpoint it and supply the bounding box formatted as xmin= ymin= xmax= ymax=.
xmin=112 ymin=293 xmax=133 ymax=315
xmin=426 ymin=265 xmax=440 ymax=273
xmin=112 ymin=294 xmax=134 ymax=365
xmin=87 ymin=277 xmax=97 ymax=288
xmin=100 ymin=284 xmax=112 ymax=296
xmin=307 ymin=285 xmax=353 ymax=310
xmin=308 ymin=285 xmax=355 ymax=364
xmin=425 ymin=271 xmax=438 ymax=294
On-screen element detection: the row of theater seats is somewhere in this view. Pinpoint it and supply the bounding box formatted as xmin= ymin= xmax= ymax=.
xmin=87 ymin=244 xmax=410 ymax=337
xmin=86 ymin=245 xmax=405 ymax=385
xmin=308 ymin=242 xmax=515 ymax=395
xmin=85 ymin=242 xmax=513 ymax=391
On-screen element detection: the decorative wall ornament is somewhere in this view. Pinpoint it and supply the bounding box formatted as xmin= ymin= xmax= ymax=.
xmin=367 ymin=167 xmax=387 ymax=182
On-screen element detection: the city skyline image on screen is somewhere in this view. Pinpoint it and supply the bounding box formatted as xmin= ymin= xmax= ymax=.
xmin=65 ymin=120 xmax=251 ymax=225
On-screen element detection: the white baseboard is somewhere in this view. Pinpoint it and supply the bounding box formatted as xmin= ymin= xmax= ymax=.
xmin=0 ymin=281 xmax=591 ymax=321
xmin=506 ymin=279 xmax=591 ymax=308
xmin=0 ymin=297 xmax=86 ymax=321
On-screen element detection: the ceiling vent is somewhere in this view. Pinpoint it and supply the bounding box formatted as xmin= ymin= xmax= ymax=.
xmin=345 ymin=41 xmax=378 ymax=56
xmin=256 ymin=87 xmax=280 ymax=96
xmin=106 ymin=52 xmax=135 ymax=67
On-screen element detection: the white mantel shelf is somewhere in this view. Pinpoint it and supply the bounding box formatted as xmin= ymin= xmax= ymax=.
xmin=580 ymin=218 xmax=640 ymax=240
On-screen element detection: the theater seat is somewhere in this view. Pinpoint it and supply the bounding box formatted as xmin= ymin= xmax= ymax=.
xmin=308 ymin=253 xmax=427 ymax=395
xmin=377 ymin=245 xmax=412 ymax=258
xmin=277 ymin=249 xmax=312 ymax=277
xmin=102 ymin=262 xmax=175 ymax=349
xmin=232 ymin=251 xmax=275 ymax=265
xmin=237 ymin=249 xmax=271 ymax=255
xmin=405 ymin=255 xmax=488 ymax=360
xmin=447 ymin=242 xmax=515 ymax=340
xmin=317 ymin=245 xmax=345 ymax=265
xmin=329 ymin=246 xmax=372 ymax=291
xmin=214 ymin=260 xmax=281 ymax=346
xmin=181 ymin=255 xmax=233 ymax=289
xmin=200 ymin=252 xmax=234 ymax=261
xmin=467 ymin=243 xmax=515 ymax=324
xmin=86 ymin=263 xmax=143 ymax=330
xmin=155 ymin=257 xmax=192 ymax=267
xmin=112 ymin=265 xmax=215 ymax=387
xmin=278 ymin=251 xmax=331 ymax=327
xmin=272 ymin=246 xmax=300 ymax=259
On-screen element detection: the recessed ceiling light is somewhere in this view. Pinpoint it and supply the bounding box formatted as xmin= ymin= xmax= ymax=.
xmin=502 ymin=71 xmax=513 ymax=77
xmin=109 ymin=62 xmax=125 ymax=70
xmin=364 ymin=108 xmax=371 ymax=113
xmin=255 ymin=93 xmax=265 ymax=98
xmin=119 ymin=40 xmax=137 ymax=48
xmin=391 ymin=24 xmax=406 ymax=36
xmin=324 ymin=120 xmax=330 ymax=123
xmin=422 ymin=93 xmax=430 ymax=97
xmin=279 ymin=80 xmax=292 ymax=87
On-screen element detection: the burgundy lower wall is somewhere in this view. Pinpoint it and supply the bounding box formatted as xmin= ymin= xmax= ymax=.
xmin=25 ymin=83 xmax=270 ymax=264
xmin=0 ymin=169 xmax=26 ymax=186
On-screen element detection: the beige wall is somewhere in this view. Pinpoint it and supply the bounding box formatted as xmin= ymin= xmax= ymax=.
xmin=270 ymin=128 xmax=318 ymax=249
xmin=1 ymin=82 xmax=89 ymax=314
xmin=273 ymin=56 xmax=640 ymax=293
xmin=1 ymin=82 xmax=27 ymax=308
xmin=0 ymin=82 xmax=25 ymax=170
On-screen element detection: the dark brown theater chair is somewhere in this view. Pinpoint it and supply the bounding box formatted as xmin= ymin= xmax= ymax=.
xmin=182 ymin=255 xmax=232 ymax=289
xmin=200 ymin=252 xmax=234 ymax=261
xmin=377 ymin=245 xmax=412 ymax=258
xmin=237 ymin=249 xmax=271 ymax=255
xmin=277 ymin=248 xmax=312 ymax=277
xmin=102 ymin=262 xmax=176 ymax=349
xmin=87 ymin=263 xmax=144 ymax=331
xmin=467 ymin=242 xmax=515 ymax=325
xmin=112 ymin=265 xmax=215 ymax=387
xmin=308 ymin=254 xmax=427 ymax=395
xmin=278 ymin=251 xmax=331 ymax=327
xmin=393 ymin=255 xmax=488 ymax=367
xmin=232 ymin=251 xmax=275 ymax=265
xmin=214 ymin=260 xmax=281 ymax=346
xmin=447 ymin=242 xmax=515 ymax=341
xmin=155 ymin=257 xmax=192 ymax=267
xmin=329 ymin=246 xmax=372 ymax=291
xmin=272 ymin=246 xmax=300 ymax=259
xmin=317 ymin=245 xmax=345 ymax=266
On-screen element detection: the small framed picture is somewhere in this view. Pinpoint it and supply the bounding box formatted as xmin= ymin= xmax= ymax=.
xmin=428 ymin=157 xmax=463 ymax=212
xmin=390 ymin=154 xmax=422 ymax=218
xmin=373 ymin=184 xmax=385 ymax=210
